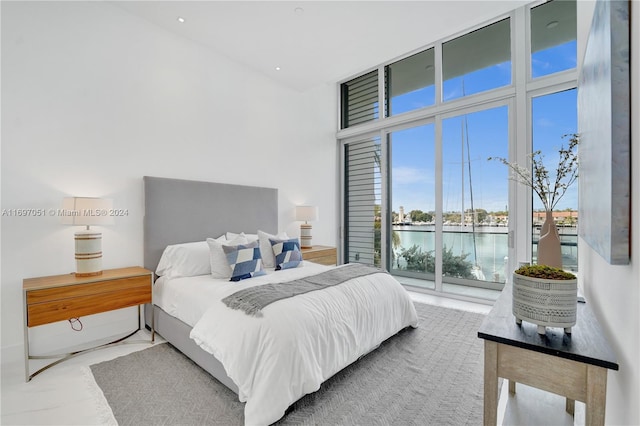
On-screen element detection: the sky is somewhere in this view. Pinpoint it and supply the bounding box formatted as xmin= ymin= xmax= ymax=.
xmin=389 ymin=39 xmax=578 ymax=216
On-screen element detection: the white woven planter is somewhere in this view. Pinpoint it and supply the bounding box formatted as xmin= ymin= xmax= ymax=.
xmin=512 ymin=272 xmax=577 ymax=335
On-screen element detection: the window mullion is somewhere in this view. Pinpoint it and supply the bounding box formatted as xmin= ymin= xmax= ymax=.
xmin=434 ymin=40 xmax=443 ymax=106
xmin=378 ymin=65 xmax=386 ymax=122
xmin=514 ymin=5 xmax=530 ymax=274
xmin=380 ymin=128 xmax=389 ymax=270
xmin=434 ymin=115 xmax=443 ymax=292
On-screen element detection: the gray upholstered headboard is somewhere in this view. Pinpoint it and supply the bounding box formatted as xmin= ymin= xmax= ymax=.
xmin=143 ymin=176 xmax=278 ymax=272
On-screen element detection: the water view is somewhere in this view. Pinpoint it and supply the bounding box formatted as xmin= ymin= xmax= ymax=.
xmin=390 ymin=224 xmax=578 ymax=284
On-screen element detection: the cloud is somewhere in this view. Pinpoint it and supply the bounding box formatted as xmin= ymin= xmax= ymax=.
xmin=443 ymin=87 xmax=462 ymax=101
xmin=495 ymin=62 xmax=511 ymax=72
xmin=535 ymin=117 xmax=555 ymax=128
xmin=532 ymin=58 xmax=552 ymax=71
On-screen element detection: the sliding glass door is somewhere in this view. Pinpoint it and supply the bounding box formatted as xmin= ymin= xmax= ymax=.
xmin=441 ymin=106 xmax=509 ymax=290
xmin=342 ymin=100 xmax=575 ymax=297
xmin=388 ymin=123 xmax=436 ymax=287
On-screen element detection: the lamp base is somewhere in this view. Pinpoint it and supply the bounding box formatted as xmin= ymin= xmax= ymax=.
xmin=300 ymin=223 xmax=312 ymax=248
xmin=75 ymin=230 xmax=103 ymax=276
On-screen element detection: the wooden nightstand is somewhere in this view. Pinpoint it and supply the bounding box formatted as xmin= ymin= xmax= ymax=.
xmin=23 ymin=266 xmax=153 ymax=381
xmin=301 ymin=245 xmax=337 ymax=266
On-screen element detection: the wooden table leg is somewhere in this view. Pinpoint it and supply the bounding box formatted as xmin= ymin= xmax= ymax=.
xmin=585 ymin=365 xmax=607 ymax=426
xmin=509 ymin=380 xmax=516 ymax=394
xmin=484 ymin=341 xmax=499 ymax=426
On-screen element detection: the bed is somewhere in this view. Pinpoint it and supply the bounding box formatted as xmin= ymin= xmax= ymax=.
xmin=143 ymin=176 xmax=418 ymax=425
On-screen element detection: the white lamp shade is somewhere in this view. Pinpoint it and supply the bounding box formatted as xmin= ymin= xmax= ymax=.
xmin=61 ymin=197 xmax=114 ymax=226
xmin=295 ymin=205 xmax=318 ymax=222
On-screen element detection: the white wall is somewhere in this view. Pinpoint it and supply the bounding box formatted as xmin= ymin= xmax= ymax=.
xmin=576 ymin=2 xmax=639 ymax=425
xmin=1 ymin=2 xmax=337 ymax=365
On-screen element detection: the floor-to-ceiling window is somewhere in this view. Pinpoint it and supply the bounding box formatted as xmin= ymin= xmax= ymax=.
xmin=340 ymin=0 xmax=577 ymax=301
xmin=529 ymin=0 xmax=579 ymax=273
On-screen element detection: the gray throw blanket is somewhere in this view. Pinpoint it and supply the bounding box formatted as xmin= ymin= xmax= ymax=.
xmin=222 ymin=263 xmax=384 ymax=317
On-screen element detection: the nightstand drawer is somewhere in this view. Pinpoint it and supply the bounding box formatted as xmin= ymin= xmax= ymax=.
xmin=306 ymin=254 xmax=337 ymax=265
xmin=301 ymin=246 xmax=337 ymax=265
xmin=26 ymin=275 xmax=150 ymax=305
xmin=27 ymin=284 xmax=151 ymax=327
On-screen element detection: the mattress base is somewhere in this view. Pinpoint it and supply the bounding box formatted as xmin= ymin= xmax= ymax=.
xmin=144 ymin=303 xmax=239 ymax=394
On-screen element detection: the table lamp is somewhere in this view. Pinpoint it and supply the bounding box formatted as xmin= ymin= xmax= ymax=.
xmin=296 ymin=205 xmax=318 ymax=248
xmin=61 ymin=197 xmax=114 ymax=276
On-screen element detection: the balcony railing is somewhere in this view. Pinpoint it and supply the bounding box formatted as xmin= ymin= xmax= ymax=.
xmin=389 ymin=225 xmax=578 ymax=288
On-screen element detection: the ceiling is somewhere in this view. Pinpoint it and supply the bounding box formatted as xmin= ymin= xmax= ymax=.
xmin=113 ymin=1 xmax=531 ymax=92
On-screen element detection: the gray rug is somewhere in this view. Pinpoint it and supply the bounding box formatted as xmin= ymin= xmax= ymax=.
xmin=91 ymin=303 xmax=488 ymax=425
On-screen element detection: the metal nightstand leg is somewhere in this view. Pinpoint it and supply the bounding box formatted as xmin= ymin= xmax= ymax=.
xmin=25 ymin=305 xmax=154 ymax=382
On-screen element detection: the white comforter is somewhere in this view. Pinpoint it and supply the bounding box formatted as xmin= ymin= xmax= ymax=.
xmin=159 ymin=262 xmax=418 ymax=426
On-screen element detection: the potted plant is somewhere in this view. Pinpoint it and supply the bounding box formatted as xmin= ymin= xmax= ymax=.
xmin=490 ymin=134 xmax=579 ymax=268
xmin=512 ymin=264 xmax=577 ymax=335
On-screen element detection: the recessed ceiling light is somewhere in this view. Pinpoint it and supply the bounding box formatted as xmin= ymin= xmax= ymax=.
xmin=546 ymin=20 xmax=559 ymax=29
xmin=275 ymin=67 xmax=281 ymax=71
xmin=294 ymin=7 xmax=304 ymax=15
xmin=177 ymin=17 xmax=186 ymax=23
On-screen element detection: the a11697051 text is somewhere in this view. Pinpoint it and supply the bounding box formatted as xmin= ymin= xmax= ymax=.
xmin=2 ymin=208 xmax=129 ymax=217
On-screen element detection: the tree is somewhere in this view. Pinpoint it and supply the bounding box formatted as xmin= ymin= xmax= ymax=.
xmin=397 ymin=244 xmax=473 ymax=278
xmin=443 ymin=212 xmax=462 ymax=224
xmin=473 ymin=208 xmax=488 ymax=223
xmin=409 ymin=209 xmax=433 ymax=223
xmin=373 ymin=209 xmax=400 ymax=267
xmin=441 ymin=246 xmax=474 ymax=279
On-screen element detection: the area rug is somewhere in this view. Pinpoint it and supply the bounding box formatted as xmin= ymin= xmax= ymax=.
xmin=90 ymin=303 xmax=489 ymax=425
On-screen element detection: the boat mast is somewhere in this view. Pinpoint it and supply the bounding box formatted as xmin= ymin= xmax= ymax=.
xmin=461 ymin=78 xmax=480 ymax=272
xmin=460 ymin=120 xmax=465 ymax=253
xmin=465 ymin=113 xmax=479 ymax=268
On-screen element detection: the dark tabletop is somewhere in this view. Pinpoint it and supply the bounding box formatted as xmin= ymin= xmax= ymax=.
xmin=478 ymin=284 xmax=619 ymax=370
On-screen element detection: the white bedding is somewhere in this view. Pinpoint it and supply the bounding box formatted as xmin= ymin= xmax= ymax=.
xmin=154 ymin=262 xmax=332 ymax=327
xmin=155 ymin=262 xmax=418 ymax=426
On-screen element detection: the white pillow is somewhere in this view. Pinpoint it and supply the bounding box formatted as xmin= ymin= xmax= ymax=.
xmin=226 ymin=231 xmax=259 ymax=242
xmin=156 ymin=240 xmax=214 ymax=278
xmin=207 ymin=234 xmax=249 ymax=279
xmin=258 ymin=230 xmax=289 ymax=268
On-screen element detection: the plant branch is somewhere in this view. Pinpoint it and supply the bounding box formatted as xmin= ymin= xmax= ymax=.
xmin=489 ymin=133 xmax=579 ymax=212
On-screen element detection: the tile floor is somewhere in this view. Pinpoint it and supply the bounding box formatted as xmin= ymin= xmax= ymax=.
xmin=1 ymin=292 xmax=585 ymax=425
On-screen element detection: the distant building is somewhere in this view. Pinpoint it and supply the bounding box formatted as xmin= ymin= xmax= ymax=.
xmin=533 ymin=210 xmax=578 ymax=226
xmin=488 ymin=214 xmax=509 ymax=226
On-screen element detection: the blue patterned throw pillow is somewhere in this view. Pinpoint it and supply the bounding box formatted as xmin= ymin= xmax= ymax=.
xmin=270 ymin=237 xmax=303 ymax=271
xmin=223 ymin=240 xmax=266 ymax=281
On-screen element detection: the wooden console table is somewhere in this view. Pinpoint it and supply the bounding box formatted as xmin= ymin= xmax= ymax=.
xmin=478 ymin=284 xmax=618 ymax=426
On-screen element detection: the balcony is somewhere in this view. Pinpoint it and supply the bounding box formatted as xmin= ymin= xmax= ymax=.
xmin=389 ymin=225 xmax=578 ymax=300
